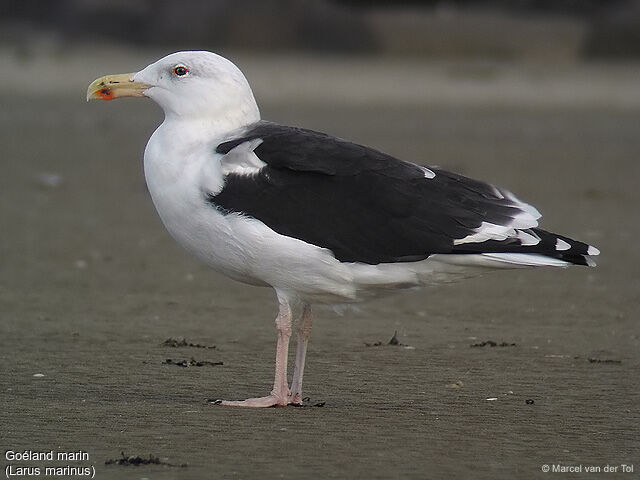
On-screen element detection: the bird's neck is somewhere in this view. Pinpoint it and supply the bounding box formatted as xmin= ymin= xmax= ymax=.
xmin=161 ymin=100 xmax=261 ymax=144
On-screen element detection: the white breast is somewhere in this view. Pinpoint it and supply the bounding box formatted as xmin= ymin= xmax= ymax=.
xmin=143 ymin=122 xmax=256 ymax=283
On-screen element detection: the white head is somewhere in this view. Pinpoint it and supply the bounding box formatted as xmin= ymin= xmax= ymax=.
xmin=88 ymin=51 xmax=260 ymax=127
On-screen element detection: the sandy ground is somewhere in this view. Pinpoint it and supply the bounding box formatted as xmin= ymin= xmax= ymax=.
xmin=1 ymin=47 xmax=638 ymax=479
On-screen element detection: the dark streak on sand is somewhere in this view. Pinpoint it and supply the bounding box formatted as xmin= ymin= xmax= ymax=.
xmin=587 ymin=358 xmax=622 ymax=364
xmin=162 ymin=337 xmax=217 ymax=349
xmin=365 ymin=330 xmax=411 ymax=347
xmin=163 ymin=358 xmax=223 ymax=367
xmin=471 ymin=340 xmax=517 ymax=347
xmin=105 ymin=452 xmax=187 ymax=468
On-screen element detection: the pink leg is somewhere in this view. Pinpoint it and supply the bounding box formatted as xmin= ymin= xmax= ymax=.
xmin=217 ymin=299 xmax=292 ymax=408
xmin=288 ymin=304 xmax=312 ymax=405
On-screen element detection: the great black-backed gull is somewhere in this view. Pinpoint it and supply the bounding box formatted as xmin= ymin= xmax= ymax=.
xmin=87 ymin=51 xmax=599 ymax=408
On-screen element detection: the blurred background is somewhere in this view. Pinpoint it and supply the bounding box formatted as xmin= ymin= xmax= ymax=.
xmin=2 ymin=0 xmax=640 ymax=58
xmin=0 ymin=0 xmax=640 ymax=59
xmin=1 ymin=1 xmax=638 ymax=478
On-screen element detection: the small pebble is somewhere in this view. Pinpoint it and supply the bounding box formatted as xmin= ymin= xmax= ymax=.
xmin=526 ymin=399 xmax=535 ymax=405
xmin=35 ymin=172 xmax=63 ymax=188
xmin=74 ymin=259 xmax=88 ymax=269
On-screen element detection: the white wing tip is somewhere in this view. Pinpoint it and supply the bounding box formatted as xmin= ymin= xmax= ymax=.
xmin=587 ymin=245 xmax=600 ymax=256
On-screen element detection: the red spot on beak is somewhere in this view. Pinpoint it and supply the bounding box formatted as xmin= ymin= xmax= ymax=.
xmin=99 ymin=88 xmax=114 ymax=100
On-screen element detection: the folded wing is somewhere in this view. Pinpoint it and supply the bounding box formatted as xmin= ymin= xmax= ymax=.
xmin=207 ymin=121 xmax=597 ymax=266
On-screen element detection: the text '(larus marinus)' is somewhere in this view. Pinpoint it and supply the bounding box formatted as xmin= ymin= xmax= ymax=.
xmin=87 ymin=51 xmax=599 ymax=408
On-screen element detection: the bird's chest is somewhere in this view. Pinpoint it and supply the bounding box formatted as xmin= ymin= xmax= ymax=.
xmin=142 ymin=132 xmax=259 ymax=282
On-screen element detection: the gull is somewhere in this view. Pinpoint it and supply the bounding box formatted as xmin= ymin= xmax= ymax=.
xmin=87 ymin=51 xmax=599 ymax=407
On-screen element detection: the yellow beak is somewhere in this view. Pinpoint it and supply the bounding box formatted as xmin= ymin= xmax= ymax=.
xmin=86 ymin=73 xmax=150 ymax=101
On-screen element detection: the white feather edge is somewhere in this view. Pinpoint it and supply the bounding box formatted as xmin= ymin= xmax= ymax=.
xmin=454 ymin=189 xmax=541 ymax=246
xmin=419 ymin=166 xmax=436 ymax=179
xmin=219 ymin=138 xmax=266 ymax=176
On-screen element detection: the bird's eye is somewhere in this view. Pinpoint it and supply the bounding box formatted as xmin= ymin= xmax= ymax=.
xmin=172 ymin=65 xmax=189 ymax=77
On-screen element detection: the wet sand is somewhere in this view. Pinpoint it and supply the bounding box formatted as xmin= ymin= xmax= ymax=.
xmin=1 ymin=49 xmax=638 ymax=478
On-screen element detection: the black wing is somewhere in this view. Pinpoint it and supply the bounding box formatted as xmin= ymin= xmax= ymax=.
xmin=208 ymin=122 xmax=592 ymax=265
